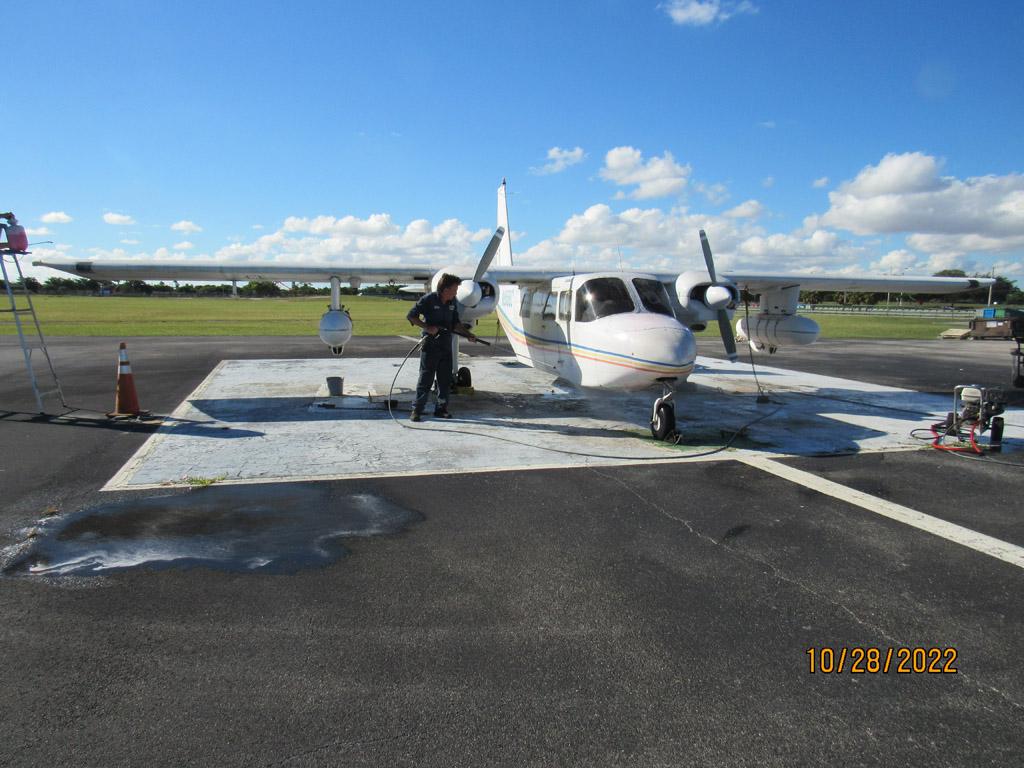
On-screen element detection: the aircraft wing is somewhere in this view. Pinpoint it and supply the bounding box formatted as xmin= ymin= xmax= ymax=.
xmin=716 ymin=272 xmax=993 ymax=294
xmin=32 ymin=259 xmax=565 ymax=286
xmin=31 ymin=259 xmax=440 ymax=284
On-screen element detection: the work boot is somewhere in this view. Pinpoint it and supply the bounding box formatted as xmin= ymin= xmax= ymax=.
xmin=410 ymin=412 xmax=423 ymax=422
xmin=434 ymin=408 xmax=452 ymax=419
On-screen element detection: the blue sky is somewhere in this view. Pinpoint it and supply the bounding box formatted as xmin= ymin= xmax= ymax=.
xmin=9 ymin=1 xmax=1024 ymax=283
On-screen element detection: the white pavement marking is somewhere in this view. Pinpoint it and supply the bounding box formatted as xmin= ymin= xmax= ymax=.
xmin=397 ymin=335 xmax=421 ymax=343
xmin=739 ymin=455 xmax=1024 ymax=570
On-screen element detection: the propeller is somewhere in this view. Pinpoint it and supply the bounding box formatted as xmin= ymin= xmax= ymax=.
xmin=456 ymin=226 xmax=506 ymax=308
xmin=698 ymin=229 xmax=738 ymax=362
xmin=474 ymin=226 xmax=505 ymax=283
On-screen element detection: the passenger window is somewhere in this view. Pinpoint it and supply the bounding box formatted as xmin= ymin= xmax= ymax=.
xmin=520 ymin=289 xmax=533 ymax=318
xmin=558 ymin=291 xmax=570 ymax=321
xmin=542 ymin=292 xmax=557 ymax=320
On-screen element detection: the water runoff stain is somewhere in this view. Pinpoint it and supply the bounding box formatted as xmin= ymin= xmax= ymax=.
xmin=1 ymin=484 xmax=422 ymax=577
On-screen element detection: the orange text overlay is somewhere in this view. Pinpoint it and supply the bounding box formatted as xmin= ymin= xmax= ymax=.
xmin=806 ymin=647 xmax=958 ymax=674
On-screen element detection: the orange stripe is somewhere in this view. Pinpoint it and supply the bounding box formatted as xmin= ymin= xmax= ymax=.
xmin=502 ymin=323 xmax=692 ymax=376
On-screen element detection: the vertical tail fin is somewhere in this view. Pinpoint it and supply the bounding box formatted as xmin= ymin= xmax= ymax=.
xmin=495 ymin=178 xmax=513 ymax=266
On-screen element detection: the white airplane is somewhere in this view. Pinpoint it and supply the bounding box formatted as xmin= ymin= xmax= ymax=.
xmin=35 ymin=181 xmax=993 ymax=440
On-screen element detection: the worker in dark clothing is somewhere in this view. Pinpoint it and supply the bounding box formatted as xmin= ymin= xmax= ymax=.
xmin=406 ymin=273 xmax=478 ymax=420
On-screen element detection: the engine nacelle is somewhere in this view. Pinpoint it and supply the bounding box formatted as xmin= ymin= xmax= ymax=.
xmin=674 ymin=270 xmax=739 ymax=327
xmin=319 ymin=309 xmax=353 ymax=355
xmin=459 ymin=280 xmax=499 ymax=321
xmin=736 ymin=314 xmax=819 ymax=352
xmin=430 ymin=267 xmax=499 ymax=322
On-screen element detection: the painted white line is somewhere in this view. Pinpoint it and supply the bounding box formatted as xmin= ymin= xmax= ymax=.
xmin=739 ymin=455 xmax=1024 ymax=570
xmin=101 ymin=360 xmax=229 ymax=492
xmin=397 ymin=335 xmax=421 ymax=343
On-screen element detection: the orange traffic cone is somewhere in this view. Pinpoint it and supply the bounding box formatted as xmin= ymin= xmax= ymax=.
xmin=107 ymin=342 xmax=149 ymax=418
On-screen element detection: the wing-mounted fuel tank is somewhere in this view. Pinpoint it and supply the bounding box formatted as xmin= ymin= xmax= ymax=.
xmin=734 ymin=284 xmax=820 ymax=353
xmin=319 ymin=276 xmax=355 ymax=354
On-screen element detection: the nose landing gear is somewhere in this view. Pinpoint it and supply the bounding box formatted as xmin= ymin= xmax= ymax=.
xmin=650 ymin=384 xmax=676 ymax=441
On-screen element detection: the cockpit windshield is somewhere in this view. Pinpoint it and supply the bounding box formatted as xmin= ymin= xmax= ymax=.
xmin=632 ymin=278 xmax=674 ymax=316
xmin=576 ymin=278 xmax=635 ymax=322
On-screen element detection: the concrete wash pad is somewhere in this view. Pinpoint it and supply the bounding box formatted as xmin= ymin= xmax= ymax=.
xmin=105 ymin=356 xmax=1024 ymax=490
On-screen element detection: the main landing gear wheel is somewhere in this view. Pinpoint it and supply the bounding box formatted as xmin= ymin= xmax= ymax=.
xmin=456 ymin=366 xmax=472 ymax=388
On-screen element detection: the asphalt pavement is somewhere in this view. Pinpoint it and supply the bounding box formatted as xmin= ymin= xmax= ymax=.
xmin=1 ymin=335 xmax=1021 ymax=767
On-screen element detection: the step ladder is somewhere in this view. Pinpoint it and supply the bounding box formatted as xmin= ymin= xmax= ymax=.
xmin=1 ymin=250 xmax=68 ymax=413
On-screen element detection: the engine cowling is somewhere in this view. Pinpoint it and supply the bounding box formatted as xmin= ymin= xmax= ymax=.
xmin=673 ymin=270 xmax=739 ymax=328
xmin=736 ymin=314 xmax=820 ymax=352
xmin=430 ymin=267 xmax=500 ymax=322
xmin=319 ymin=309 xmax=353 ymax=355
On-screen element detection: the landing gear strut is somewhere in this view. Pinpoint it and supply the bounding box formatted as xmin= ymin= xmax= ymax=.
xmin=650 ymin=384 xmax=676 ymax=441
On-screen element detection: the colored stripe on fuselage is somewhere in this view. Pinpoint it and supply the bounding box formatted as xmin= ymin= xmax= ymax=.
xmin=496 ymin=305 xmax=693 ymax=376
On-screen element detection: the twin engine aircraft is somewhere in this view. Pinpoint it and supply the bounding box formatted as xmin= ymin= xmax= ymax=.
xmin=35 ymin=181 xmax=992 ymax=440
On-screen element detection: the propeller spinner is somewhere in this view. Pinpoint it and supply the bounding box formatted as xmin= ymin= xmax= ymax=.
xmin=456 ymin=226 xmax=505 ymax=307
xmin=698 ymin=230 xmax=738 ymax=362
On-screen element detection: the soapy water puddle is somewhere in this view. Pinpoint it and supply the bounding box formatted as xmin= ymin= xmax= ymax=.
xmin=1 ymin=484 xmax=422 ymax=577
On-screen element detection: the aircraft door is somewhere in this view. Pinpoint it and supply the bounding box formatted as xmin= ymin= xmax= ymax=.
xmin=550 ymin=276 xmax=576 ymax=376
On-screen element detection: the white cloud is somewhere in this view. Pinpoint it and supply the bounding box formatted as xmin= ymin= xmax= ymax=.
xmin=121 ymin=239 xmax=140 ymax=245
xmin=694 ymin=181 xmax=729 ymax=205
xmin=171 ymin=220 xmax=202 ymax=233
xmin=252 ymin=224 xmax=264 ymax=230
xmin=662 ymin=0 xmax=757 ymax=26
xmin=869 ymin=249 xmax=921 ymax=274
xmin=530 ymin=146 xmax=586 ymax=175
xmin=758 ymin=120 xmax=775 ymax=129
xmin=173 ymin=241 xmax=194 ymax=250
xmin=202 ymin=213 xmax=489 ymax=267
xmin=819 ymin=151 xmax=1024 ymax=257
xmin=761 ymin=176 xmax=775 ymax=188
xmin=103 ymin=212 xmax=135 ymax=225
xmin=26 ymin=227 xmax=51 ymax=236
xmin=723 ymin=200 xmax=765 ymax=219
xmin=41 ymin=211 xmax=72 ymax=224
xmin=812 ymin=177 xmax=829 ymax=189
xmin=600 ymin=146 xmax=691 ymax=199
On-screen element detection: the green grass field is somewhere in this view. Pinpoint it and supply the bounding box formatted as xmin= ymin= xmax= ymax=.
xmin=3 ymin=295 xmax=968 ymax=339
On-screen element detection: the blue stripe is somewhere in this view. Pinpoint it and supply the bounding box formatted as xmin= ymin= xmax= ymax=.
xmin=496 ymin=305 xmax=689 ymax=370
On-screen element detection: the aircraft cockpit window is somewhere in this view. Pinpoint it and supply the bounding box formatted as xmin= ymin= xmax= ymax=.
xmin=575 ymin=278 xmax=635 ymax=322
xmin=632 ymin=278 xmax=674 ymax=316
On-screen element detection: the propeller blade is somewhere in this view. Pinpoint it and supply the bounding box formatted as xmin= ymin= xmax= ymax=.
xmin=717 ymin=308 xmax=738 ymax=362
xmin=473 ymin=226 xmax=506 ymax=283
xmin=699 ymin=229 xmax=717 ymax=283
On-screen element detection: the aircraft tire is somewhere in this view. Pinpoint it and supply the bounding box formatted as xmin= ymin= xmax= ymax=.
xmin=457 ymin=367 xmax=472 ymax=388
xmin=651 ymin=402 xmax=675 ymax=441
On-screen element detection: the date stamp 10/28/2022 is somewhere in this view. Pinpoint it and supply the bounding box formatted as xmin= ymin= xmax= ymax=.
xmin=807 ymin=647 xmax=958 ymax=674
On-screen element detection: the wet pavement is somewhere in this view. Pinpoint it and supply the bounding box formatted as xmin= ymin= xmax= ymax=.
xmin=1 ymin=335 xmax=1022 ymax=766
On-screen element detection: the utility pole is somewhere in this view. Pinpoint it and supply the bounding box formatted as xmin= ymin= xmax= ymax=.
xmin=987 ymin=267 xmax=994 ymax=306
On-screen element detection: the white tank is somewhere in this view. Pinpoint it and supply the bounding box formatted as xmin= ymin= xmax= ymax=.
xmin=736 ymin=314 xmax=820 ymax=349
xmin=319 ymin=309 xmax=353 ymax=354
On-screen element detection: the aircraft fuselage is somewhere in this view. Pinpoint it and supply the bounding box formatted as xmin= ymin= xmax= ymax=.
xmin=493 ymin=272 xmax=696 ymax=390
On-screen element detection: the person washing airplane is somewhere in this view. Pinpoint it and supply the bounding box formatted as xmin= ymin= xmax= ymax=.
xmin=406 ymin=273 xmax=479 ymax=421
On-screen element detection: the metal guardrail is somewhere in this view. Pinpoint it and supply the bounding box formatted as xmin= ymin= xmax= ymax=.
xmin=793 ymin=305 xmax=976 ymax=319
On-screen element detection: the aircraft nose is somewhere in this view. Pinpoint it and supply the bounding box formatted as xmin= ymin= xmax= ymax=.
xmin=638 ymin=325 xmax=696 ymax=368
